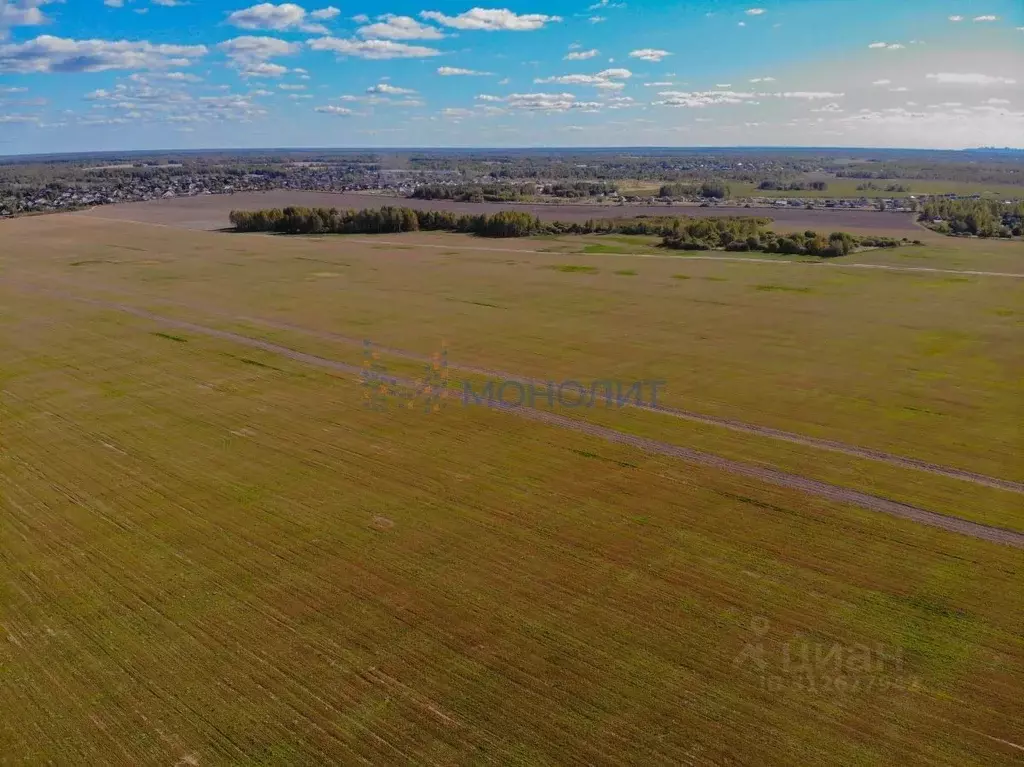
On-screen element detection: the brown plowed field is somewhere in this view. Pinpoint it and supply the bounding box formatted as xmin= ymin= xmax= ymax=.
xmin=75 ymin=189 xmax=923 ymax=235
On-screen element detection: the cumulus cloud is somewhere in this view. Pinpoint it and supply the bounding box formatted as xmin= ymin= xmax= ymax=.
xmin=308 ymin=37 xmax=441 ymax=58
xmin=534 ymin=67 xmax=631 ymax=90
xmin=948 ymin=15 xmax=963 ymax=21
xmin=437 ymin=65 xmax=491 ymax=75
xmin=367 ymin=82 xmax=415 ymax=94
xmin=239 ymin=61 xmax=288 ymax=76
xmin=749 ymin=76 xmax=775 ymax=83
xmin=476 ymin=91 xmax=601 ymax=112
xmin=564 ymin=48 xmax=598 ymax=60
xmin=315 ymin=104 xmax=353 ymax=114
xmin=628 ymin=48 xmax=670 ymax=62
xmin=973 ymin=15 xmax=997 ymax=22
xmin=871 ymin=79 xmax=891 ymax=86
xmin=218 ymin=35 xmax=297 ymax=60
xmin=420 ymin=8 xmax=561 ymax=31
xmin=653 ymin=90 xmax=755 ymax=107
xmin=358 ymin=14 xmax=445 ymax=39
xmin=227 ymin=3 xmax=326 ymax=33
xmin=588 ymin=15 xmax=605 ymax=23
xmin=926 ymin=72 xmax=1017 ymax=85
xmin=309 ymin=5 xmax=339 ymax=19
xmin=745 ymin=7 xmax=765 ymax=14
xmin=0 ymin=35 xmax=206 ymax=72
xmin=1 ymin=0 xmax=51 ymax=36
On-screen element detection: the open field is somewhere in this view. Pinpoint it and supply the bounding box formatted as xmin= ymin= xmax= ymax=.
xmin=2 ymin=209 xmax=1023 ymax=764
xmin=73 ymin=189 xmax=925 ymax=237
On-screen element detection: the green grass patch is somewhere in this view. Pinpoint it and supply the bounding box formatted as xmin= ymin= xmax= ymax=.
xmin=754 ymin=284 xmax=813 ymax=293
xmin=549 ymin=264 xmax=599 ymax=274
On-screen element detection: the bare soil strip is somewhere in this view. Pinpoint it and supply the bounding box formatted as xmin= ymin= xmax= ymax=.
xmin=41 ymin=291 xmax=1024 ymax=548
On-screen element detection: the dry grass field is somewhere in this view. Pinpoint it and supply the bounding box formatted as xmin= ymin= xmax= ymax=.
xmin=1 ymin=208 xmax=1022 ymax=764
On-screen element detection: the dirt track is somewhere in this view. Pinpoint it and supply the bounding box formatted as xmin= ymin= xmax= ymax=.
xmin=73 ymin=190 xmax=923 ymax=235
xmin=32 ymin=288 xmax=1024 ymax=548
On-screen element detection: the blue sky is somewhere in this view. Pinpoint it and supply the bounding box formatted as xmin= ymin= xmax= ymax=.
xmin=0 ymin=0 xmax=1021 ymax=153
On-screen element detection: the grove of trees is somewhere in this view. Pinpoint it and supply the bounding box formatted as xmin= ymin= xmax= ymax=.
xmin=918 ymin=198 xmax=1023 ymax=238
xmin=229 ymin=205 xmax=899 ymax=256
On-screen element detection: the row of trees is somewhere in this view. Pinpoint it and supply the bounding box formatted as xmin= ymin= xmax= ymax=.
xmin=410 ymin=183 xmax=536 ymax=202
xmin=229 ymin=206 xmax=775 ymax=240
xmin=663 ymin=228 xmax=901 ymax=257
xmin=758 ymin=180 xmax=829 ymax=192
xmin=228 ymin=205 xmax=895 ymax=258
xmin=918 ymin=198 xmax=1023 ymax=237
xmin=658 ymin=181 xmax=731 ymax=199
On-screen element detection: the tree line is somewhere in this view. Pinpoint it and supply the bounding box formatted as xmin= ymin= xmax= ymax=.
xmin=658 ymin=181 xmax=730 ymax=199
xmin=663 ymin=228 xmax=900 ymax=257
xmin=918 ymin=198 xmax=1023 ymax=238
xmin=757 ymin=180 xmax=828 ymax=192
xmin=228 ymin=205 xmax=901 ymax=257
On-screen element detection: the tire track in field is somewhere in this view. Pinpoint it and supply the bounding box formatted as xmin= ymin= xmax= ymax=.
xmin=40 ymin=291 xmax=1024 ymax=548
xmin=231 ymin=315 xmax=1024 ymax=495
xmin=17 ymin=273 xmax=1018 ymax=494
xmin=62 ymin=214 xmax=1024 ymax=279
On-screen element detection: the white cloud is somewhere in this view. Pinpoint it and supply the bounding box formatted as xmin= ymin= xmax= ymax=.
xmin=441 ymin=107 xmax=473 ymax=118
xmin=811 ymin=102 xmax=843 ymax=113
xmin=588 ymin=15 xmax=605 ymax=22
xmin=653 ymin=89 xmax=755 ymax=107
xmin=238 ymin=61 xmax=288 ymax=77
xmin=309 ymin=6 xmax=339 ymax=19
xmin=226 ymin=3 xmax=325 ymax=33
xmin=367 ymin=82 xmax=415 ymax=94
xmin=358 ymin=14 xmax=445 ymax=39
xmin=1 ymin=0 xmax=51 ymax=35
xmin=871 ymin=79 xmax=891 ymax=86
xmin=437 ymin=65 xmax=491 ymax=75
xmin=480 ymin=91 xmax=602 ymax=112
xmin=628 ymin=48 xmax=670 ymax=62
xmin=985 ymin=98 xmax=1010 ymax=105
xmin=588 ymin=0 xmax=624 ymax=8
xmin=419 ymin=8 xmax=561 ymax=31
xmin=644 ymin=81 xmax=672 ymax=86
xmin=534 ymin=67 xmax=631 ymax=90
xmin=973 ymin=15 xmax=998 ymax=22
xmin=307 ymin=37 xmax=441 ymax=58
xmin=948 ymin=15 xmax=963 ymax=21
xmin=218 ymin=35 xmax=297 ymax=60
xmin=926 ymin=72 xmax=1017 ymax=86
xmin=564 ymin=48 xmax=598 ymax=60
xmin=0 ymin=35 xmax=207 ymax=72
xmin=315 ymin=104 xmax=353 ymax=115
xmin=278 ymin=83 xmax=305 ymax=90
xmin=748 ymin=76 xmax=775 ymax=83
xmin=0 ymin=85 xmax=27 ymax=92
xmin=868 ymin=41 xmax=905 ymax=49
xmin=351 ymin=13 xmax=369 ymax=23
xmin=776 ymin=91 xmax=844 ymax=99
xmin=745 ymin=7 xmax=765 ymax=14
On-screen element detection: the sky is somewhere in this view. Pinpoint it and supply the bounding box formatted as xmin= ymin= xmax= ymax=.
xmin=0 ymin=0 xmax=1022 ymax=154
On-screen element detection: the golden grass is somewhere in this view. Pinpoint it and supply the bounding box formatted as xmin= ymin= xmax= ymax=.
xmin=1 ymin=213 xmax=1022 ymax=763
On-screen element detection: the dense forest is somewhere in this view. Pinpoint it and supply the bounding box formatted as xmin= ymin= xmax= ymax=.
xmin=658 ymin=181 xmax=730 ymax=199
xmin=918 ymin=199 xmax=1024 ymax=237
xmin=228 ymin=205 xmax=904 ymax=255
